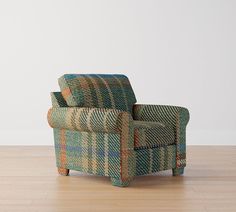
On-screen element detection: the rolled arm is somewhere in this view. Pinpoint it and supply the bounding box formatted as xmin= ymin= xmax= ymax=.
xmin=133 ymin=104 xmax=190 ymax=168
xmin=47 ymin=106 xmax=135 ymax=183
xmin=47 ymin=107 xmax=134 ymax=134
xmin=133 ymin=104 xmax=190 ymax=128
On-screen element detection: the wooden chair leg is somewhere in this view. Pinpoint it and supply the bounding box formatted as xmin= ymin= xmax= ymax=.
xmin=172 ymin=167 xmax=184 ymax=176
xmin=58 ymin=167 xmax=69 ymax=176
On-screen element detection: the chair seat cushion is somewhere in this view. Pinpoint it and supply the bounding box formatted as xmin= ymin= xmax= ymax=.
xmin=134 ymin=120 xmax=175 ymax=150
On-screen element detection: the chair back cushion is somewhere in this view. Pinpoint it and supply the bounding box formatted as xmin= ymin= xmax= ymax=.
xmin=58 ymin=74 xmax=136 ymax=113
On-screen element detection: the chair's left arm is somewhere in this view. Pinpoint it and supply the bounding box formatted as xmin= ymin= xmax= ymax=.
xmin=47 ymin=106 xmax=135 ymax=185
xmin=133 ymin=104 xmax=190 ymax=168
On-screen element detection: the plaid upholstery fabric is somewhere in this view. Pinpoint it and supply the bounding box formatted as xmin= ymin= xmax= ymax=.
xmin=47 ymin=74 xmax=190 ymax=187
xmin=134 ymin=120 xmax=175 ymax=149
xmin=48 ymin=106 xmax=136 ymax=185
xmin=58 ymin=74 xmax=136 ymax=113
xmin=51 ymin=92 xmax=68 ymax=107
xmin=54 ymin=129 xmax=123 ymax=178
xmin=133 ymin=104 xmax=190 ymax=168
xmin=136 ymin=145 xmax=176 ymax=175
xmin=47 ymin=107 xmax=126 ymax=133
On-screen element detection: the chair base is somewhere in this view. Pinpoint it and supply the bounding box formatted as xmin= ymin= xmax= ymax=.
xmin=58 ymin=167 xmax=69 ymax=176
xmin=172 ymin=167 xmax=184 ymax=176
xmin=111 ymin=178 xmax=133 ymax=187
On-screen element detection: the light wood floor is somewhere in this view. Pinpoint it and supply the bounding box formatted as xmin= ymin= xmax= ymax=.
xmin=0 ymin=146 xmax=236 ymax=212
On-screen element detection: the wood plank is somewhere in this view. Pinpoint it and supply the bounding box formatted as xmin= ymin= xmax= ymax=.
xmin=0 ymin=146 xmax=235 ymax=211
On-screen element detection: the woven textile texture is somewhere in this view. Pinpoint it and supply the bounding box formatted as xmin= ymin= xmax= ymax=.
xmin=48 ymin=74 xmax=190 ymax=187
xmin=48 ymin=106 xmax=136 ymax=185
xmin=58 ymin=74 xmax=136 ymax=113
xmin=134 ymin=120 xmax=175 ymax=150
xmin=133 ymin=104 xmax=190 ymax=168
xmin=51 ymin=92 xmax=68 ymax=107
xmin=135 ymin=145 xmax=176 ymax=175
xmin=54 ymin=129 xmax=127 ymax=179
xmin=48 ymin=107 xmax=126 ymax=133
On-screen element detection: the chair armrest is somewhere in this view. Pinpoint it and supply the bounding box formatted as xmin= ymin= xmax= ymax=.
xmin=47 ymin=107 xmax=133 ymax=134
xmin=133 ymin=104 xmax=190 ymax=168
xmin=133 ymin=104 xmax=190 ymax=128
xmin=48 ymin=106 xmax=135 ymax=182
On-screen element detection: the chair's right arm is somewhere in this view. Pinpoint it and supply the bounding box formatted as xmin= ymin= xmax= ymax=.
xmin=133 ymin=104 xmax=190 ymax=169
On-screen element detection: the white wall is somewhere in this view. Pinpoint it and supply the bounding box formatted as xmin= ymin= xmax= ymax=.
xmin=0 ymin=0 xmax=235 ymax=145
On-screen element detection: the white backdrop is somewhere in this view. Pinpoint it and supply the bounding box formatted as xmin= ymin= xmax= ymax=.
xmin=0 ymin=0 xmax=235 ymax=145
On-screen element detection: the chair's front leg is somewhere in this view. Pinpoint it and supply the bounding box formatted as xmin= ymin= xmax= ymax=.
xmin=110 ymin=177 xmax=133 ymax=187
xmin=172 ymin=167 xmax=184 ymax=176
xmin=58 ymin=167 xmax=69 ymax=176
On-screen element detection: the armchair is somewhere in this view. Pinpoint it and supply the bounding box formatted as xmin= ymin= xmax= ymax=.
xmin=47 ymin=74 xmax=190 ymax=187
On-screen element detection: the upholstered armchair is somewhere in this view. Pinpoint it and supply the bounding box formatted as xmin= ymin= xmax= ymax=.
xmin=47 ymin=74 xmax=190 ymax=187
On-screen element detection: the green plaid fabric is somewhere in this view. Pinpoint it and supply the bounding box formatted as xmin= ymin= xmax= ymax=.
xmin=58 ymin=74 xmax=136 ymax=113
xmin=48 ymin=75 xmax=190 ymax=187
xmin=54 ymin=129 xmax=123 ymax=178
xmin=48 ymin=107 xmax=125 ymax=133
xmin=134 ymin=120 xmax=175 ymax=149
xmin=51 ymin=92 xmax=68 ymax=107
xmin=48 ymin=106 xmax=136 ymax=185
xmin=133 ymin=104 xmax=190 ymax=168
xmin=135 ymin=145 xmax=176 ymax=176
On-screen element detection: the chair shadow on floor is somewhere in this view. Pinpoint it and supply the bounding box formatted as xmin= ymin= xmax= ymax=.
xmin=61 ymin=169 xmax=186 ymax=189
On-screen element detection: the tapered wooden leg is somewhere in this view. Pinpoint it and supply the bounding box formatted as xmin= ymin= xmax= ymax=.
xmin=172 ymin=167 xmax=184 ymax=176
xmin=58 ymin=167 xmax=69 ymax=176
